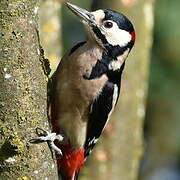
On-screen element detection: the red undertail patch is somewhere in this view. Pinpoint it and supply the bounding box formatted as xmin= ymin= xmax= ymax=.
xmin=58 ymin=146 xmax=85 ymax=180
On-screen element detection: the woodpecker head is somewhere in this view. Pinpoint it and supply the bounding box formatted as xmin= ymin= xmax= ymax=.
xmin=65 ymin=2 xmax=135 ymax=55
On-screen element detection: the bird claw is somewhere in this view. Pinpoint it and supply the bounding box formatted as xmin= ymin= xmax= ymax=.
xmin=30 ymin=127 xmax=64 ymax=155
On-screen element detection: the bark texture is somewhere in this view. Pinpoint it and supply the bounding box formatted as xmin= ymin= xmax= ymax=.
xmin=80 ymin=0 xmax=154 ymax=180
xmin=0 ymin=0 xmax=57 ymax=179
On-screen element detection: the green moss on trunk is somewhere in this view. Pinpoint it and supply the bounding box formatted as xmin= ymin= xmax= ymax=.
xmin=0 ymin=0 xmax=57 ymax=179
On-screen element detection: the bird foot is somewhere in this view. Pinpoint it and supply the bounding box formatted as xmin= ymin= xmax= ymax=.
xmin=30 ymin=127 xmax=64 ymax=155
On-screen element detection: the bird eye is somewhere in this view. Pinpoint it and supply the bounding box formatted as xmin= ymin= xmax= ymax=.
xmin=103 ymin=21 xmax=113 ymax=28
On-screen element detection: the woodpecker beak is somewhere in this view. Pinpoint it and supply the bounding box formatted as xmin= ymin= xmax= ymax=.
xmin=65 ymin=2 xmax=96 ymax=26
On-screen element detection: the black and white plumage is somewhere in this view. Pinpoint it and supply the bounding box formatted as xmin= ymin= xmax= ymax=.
xmin=84 ymin=64 xmax=125 ymax=157
xmin=32 ymin=3 xmax=135 ymax=180
xmin=81 ymin=8 xmax=135 ymax=157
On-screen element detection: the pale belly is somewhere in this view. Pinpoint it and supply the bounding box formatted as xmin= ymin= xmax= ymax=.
xmin=56 ymin=74 xmax=108 ymax=149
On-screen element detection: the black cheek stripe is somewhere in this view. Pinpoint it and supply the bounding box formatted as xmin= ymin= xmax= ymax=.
xmin=92 ymin=26 xmax=108 ymax=45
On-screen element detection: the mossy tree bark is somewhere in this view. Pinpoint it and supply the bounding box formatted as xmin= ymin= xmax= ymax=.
xmin=81 ymin=0 xmax=154 ymax=180
xmin=0 ymin=0 xmax=57 ymax=179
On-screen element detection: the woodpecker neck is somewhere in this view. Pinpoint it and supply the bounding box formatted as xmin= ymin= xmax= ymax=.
xmin=83 ymin=40 xmax=130 ymax=81
xmin=91 ymin=25 xmax=134 ymax=55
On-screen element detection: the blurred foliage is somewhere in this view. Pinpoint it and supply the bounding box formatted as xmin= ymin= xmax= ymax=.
xmin=140 ymin=0 xmax=180 ymax=179
xmin=39 ymin=0 xmax=62 ymax=74
xmin=62 ymin=0 xmax=92 ymax=51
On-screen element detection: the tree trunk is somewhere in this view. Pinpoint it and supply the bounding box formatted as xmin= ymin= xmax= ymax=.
xmin=81 ymin=0 xmax=154 ymax=180
xmin=0 ymin=0 xmax=57 ymax=179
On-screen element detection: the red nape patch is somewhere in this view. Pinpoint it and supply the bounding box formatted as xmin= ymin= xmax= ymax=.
xmin=58 ymin=146 xmax=85 ymax=180
xmin=131 ymin=31 xmax=136 ymax=41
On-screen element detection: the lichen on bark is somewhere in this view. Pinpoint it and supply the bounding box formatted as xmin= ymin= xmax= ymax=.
xmin=0 ymin=0 xmax=57 ymax=179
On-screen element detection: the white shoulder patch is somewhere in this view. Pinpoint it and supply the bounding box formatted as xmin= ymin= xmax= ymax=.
xmin=109 ymin=48 xmax=129 ymax=71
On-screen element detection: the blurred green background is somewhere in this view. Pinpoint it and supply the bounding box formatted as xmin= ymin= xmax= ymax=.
xmin=140 ymin=0 xmax=180 ymax=179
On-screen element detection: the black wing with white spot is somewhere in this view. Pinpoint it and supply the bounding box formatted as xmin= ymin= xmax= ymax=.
xmin=84 ymin=81 xmax=119 ymax=157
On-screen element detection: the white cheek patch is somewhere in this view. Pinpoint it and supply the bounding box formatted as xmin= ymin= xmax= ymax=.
xmin=101 ymin=23 xmax=132 ymax=47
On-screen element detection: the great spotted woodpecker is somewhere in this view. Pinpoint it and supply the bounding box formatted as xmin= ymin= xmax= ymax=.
xmin=31 ymin=2 xmax=135 ymax=180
